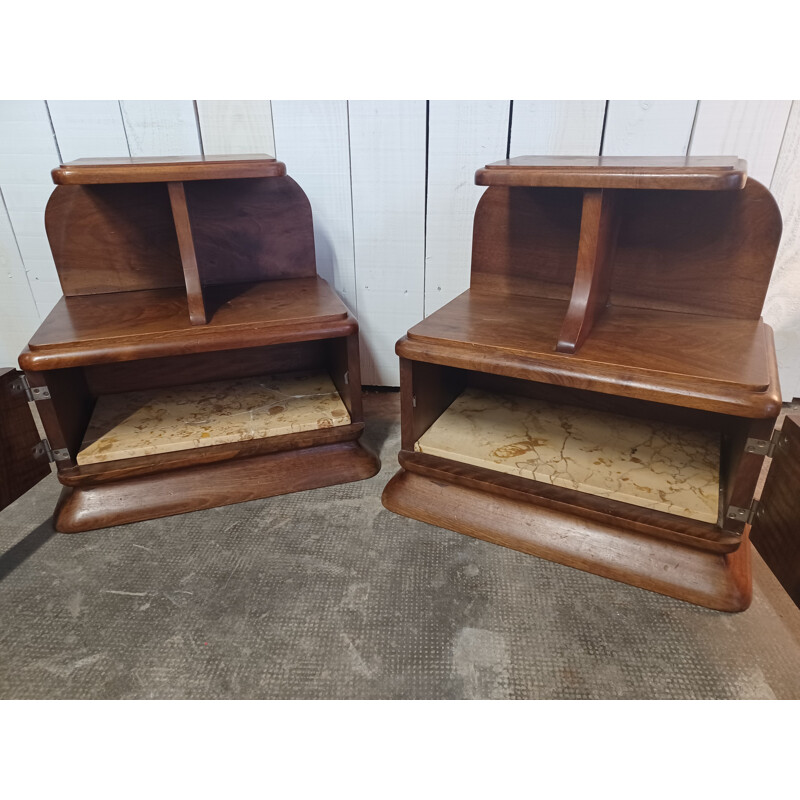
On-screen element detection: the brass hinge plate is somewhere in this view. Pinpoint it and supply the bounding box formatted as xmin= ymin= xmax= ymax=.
xmin=33 ymin=439 xmax=70 ymax=463
xmin=745 ymin=429 xmax=786 ymax=458
xmin=726 ymin=501 xmax=761 ymax=527
xmin=10 ymin=374 xmax=51 ymax=402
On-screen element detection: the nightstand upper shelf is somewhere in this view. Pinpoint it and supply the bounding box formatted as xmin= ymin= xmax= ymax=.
xmin=475 ymin=155 xmax=747 ymax=190
xmin=52 ymin=154 xmax=285 ymax=184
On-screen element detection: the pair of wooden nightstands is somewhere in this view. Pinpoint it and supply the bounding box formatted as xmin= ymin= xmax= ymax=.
xmin=3 ymin=154 xmax=798 ymax=612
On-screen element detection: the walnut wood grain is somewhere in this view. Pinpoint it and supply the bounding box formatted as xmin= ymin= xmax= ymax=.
xmin=402 ymin=290 xmax=779 ymax=416
xmin=475 ymin=156 xmax=747 ymax=190
xmin=556 ymin=188 xmax=619 ymax=353
xmin=0 ymin=368 xmax=50 ymax=510
xmin=471 ymin=181 xmax=781 ymax=321
xmin=184 ymin=176 xmax=317 ymax=285
xmin=398 ymin=450 xmax=738 ymax=553
xmin=84 ymin=340 xmax=327 ymax=396
xmin=58 ymin=422 xmax=366 ymax=487
xmin=750 ymin=415 xmax=800 ymax=607
xmin=52 ymin=154 xmax=286 ymax=185
xmin=167 ymin=181 xmax=208 ymax=325
xmin=21 ymin=278 xmax=353 ymax=370
xmin=54 ymin=439 xmax=380 ymax=533
xmin=45 ymin=183 xmax=184 ymax=296
xmin=382 ymin=469 xmax=753 ymax=612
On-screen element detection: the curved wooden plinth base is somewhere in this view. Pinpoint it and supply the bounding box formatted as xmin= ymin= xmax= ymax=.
xmin=381 ymin=469 xmax=752 ymax=612
xmin=55 ymin=439 xmax=380 ymax=534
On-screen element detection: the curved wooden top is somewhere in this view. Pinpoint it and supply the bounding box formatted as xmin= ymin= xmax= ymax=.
xmin=52 ymin=154 xmax=286 ymax=185
xmin=475 ymin=156 xmax=747 ymax=190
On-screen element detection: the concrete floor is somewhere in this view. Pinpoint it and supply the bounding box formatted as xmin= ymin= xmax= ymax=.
xmin=1 ymin=391 xmax=799 ymax=699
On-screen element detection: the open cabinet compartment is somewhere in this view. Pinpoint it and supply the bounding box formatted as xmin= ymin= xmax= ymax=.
xmin=382 ymin=156 xmax=788 ymax=612
xmin=18 ymin=155 xmax=379 ymax=533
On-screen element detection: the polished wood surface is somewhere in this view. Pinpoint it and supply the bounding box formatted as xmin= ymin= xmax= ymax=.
xmin=167 ymin=181 xmax=208 ymax=325
xmin=475 ymin=156 xmax=747 ymax=190
xmin=751 ymin=415 xmax=800 ymax=607
xmin=471 ymin=180 xmax=781 ymax=321
xmin=52 ymin=154 xmax=286 ymax=184
xmin=382 ymin=470 xmax=753 ymax=612
xmin=398 ymin=450 xmax=738 ymax=553
xmin=59 ymin=422 xmax=366 ymax=487
xmin=185 ymin=176 xmax=316 ymax=285
xmin=556 ymin=188 xmax=619 ymax=353
xmin=45 ymin=183 xmax=184 ymax=296
xmin=21 ymin=155 xmax=378 ymax=531
xmin=0 ymin=368 xmax=50 ymax=510
xmin=402 ymin=290 xmax=779 ymax=416
xmin=55 ymin=439 xmax=379 ymax=533
xmin=384 ymin=155 xmax=784 ymax=611
xmin=22 ymin=278 xmax=352 ymax=370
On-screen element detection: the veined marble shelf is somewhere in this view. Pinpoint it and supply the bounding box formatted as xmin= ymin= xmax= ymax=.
xmin=415 ymin=388 xmax=721 ymax=524
xmin=77 ymin=371 xmax=350 ymax=466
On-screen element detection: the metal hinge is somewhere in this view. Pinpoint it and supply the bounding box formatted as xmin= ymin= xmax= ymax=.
xmin=412 ymin=394 xmax=417 ymax=408
xmin=33 ymin=439 xmax=70 ymax=463
xmin=726 ymin=500 xmax=762 ymax=527
xmin=10 ymin=374 xmax=51 ymax=402
xmin=745 ymin=429 xmax=786 ymax=458
xmin=344 ymin=371 xmax=349 ymax=385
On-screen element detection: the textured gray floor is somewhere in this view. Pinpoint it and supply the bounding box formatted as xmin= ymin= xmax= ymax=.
xmin=1 ymin=392 xmax=799 ymax=699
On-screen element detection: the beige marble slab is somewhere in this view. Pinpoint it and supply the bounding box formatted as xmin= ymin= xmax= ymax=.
xmin=415 ymin=388 xmax=721 ymax=524
xmin=77 ymin=371 xmax=350 ymax=465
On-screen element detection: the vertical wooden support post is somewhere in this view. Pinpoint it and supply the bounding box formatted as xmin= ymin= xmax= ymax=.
xmin=556 ymin=188 xmax=619 ymax=354
xmin=167 ymin=181 xmax=208 ymax=325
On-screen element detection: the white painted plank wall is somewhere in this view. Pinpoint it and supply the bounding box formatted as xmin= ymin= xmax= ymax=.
xmin=196 ymin=101 xmax=275 ymax=156
xmin=0 ymin=101 xmax=62 ymax=321
xmin=764 ymin=101 xmax=800 ymax=399
xmin=510 ymin=101 xmax=606 ymax=156
xmin=119 ymin=101 xmax=201 ymax=156
xmin=47 ymin=101 xmax=129 ymax=162
xmin=425 ymin=100 xmax=509 ymax=315
xmin=1 ymin=99 xmax=799 ymax=394
xmin=271 ymin=101 xmax=357 ymax=312
xmin=602 ymin=100 xmax=698 ymax=155
xmin=349 ymin=101 xmax=427 ymax=385
xmin=690 ymin=100 xmax=792 ymax=186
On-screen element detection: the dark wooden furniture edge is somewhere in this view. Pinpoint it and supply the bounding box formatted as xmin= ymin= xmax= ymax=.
xmin=60 ymin=422 xmax=366 ymax=486
xmin=55 ymin=438 xmax=380 ymax=533
xmin=398 ymin=449 xmax=739 ymax=554
xmin=20 ymin=316 xmax=358 ymax=370
xmin=395 ymin=334 xmax=782 ymax=418
xmin=475 ymin=156 xmax=747 ymax=190
xmin=52 ymin=155 xmax=286 ymax=185
xmin=381 ymin=469 xmax=752 ymax=612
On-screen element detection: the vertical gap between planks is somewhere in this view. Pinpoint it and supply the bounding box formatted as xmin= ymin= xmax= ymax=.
xmin=769 ymin=100 xmax=795 ymax=189
xmin=44 ymin=101 xmax=63 ymax=164
xmin=598 ymin=100 xmax=610 ymax=155
xmin=345 ymin=101 xmax=359 ymax=319
xmin=268 ymin=101 xmax=276 ymax=159
xmin=0 ymin=184 xmax=40 ymax=321
xmin=117 ymin=101 xmax=132 ymax=156
xmin=505 ymin=100 xmax=514 ymax=159
xmin=423 ymin=100 xmax=430 ymax=318
xmin=686 ymin=100 xmax=701 ymax=155
xmin=192 ymin=101 xmax=205 ymax=156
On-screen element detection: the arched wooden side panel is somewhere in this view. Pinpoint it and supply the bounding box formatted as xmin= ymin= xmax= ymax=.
xmin=609 ymin=179 xmax=783 ymax=319
xmin=45 ymin=183 xmax=184 ymax=296
xmin=184 ymin=176 xmax=317 ymax=285
xmin=470 ymin=186 xmax=583 ymax=299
